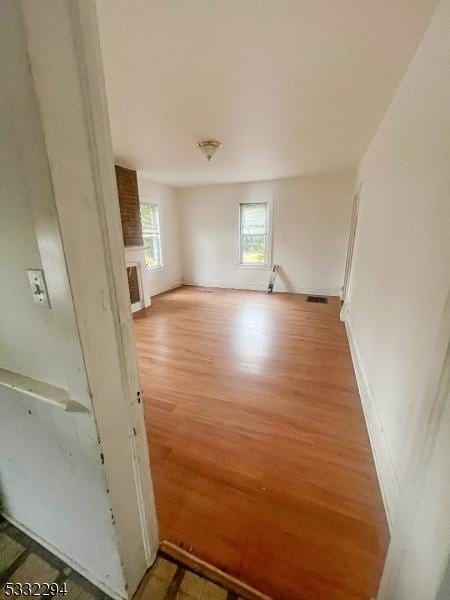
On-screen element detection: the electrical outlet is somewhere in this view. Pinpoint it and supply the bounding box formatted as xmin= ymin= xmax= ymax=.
xmin=27 ymin=269 xmax=51 ymax=309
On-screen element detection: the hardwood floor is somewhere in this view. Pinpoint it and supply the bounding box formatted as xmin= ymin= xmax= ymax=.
xmin=134 ymin=286 xmax=389 ymax=600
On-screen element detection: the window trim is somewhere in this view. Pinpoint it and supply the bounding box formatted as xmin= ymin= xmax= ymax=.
xmin=141 ymin=201 xmax=163 ymax=271
xmin=237 ymin=200 xmax=273 ymax=269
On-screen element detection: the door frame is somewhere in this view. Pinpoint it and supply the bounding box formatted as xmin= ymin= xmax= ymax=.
xmin=19 ymin=0 xmax=159 ymax=595
xmin=341 ymin=185 xmax=361 ymax=304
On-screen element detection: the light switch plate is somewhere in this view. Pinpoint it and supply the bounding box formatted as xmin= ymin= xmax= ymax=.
xmin=27 ymin=269 xmax=51 ymax=309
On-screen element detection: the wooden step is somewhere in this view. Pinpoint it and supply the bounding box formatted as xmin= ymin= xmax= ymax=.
xmin=159 ymin=541 xmax=273 ymax=600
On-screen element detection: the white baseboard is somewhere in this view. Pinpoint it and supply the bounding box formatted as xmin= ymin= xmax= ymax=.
xmin=183 ymin=279 xmax=341 ymax=297
xmin=1 ymin=512 xmax=125 ymax=600
xmin=149 ymin=281 xmax=182 ymax=298
xmin=344 ymin=318 xmax=400 ymax=530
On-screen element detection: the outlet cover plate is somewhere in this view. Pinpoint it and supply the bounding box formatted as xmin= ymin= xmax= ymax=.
xmin=27 ymin=269 xmax=51 ymax=309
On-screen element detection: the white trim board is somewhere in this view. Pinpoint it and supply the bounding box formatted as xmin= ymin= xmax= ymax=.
xmin=183 ymin=280 xmax=341 ymax=296
xmin=149 ymin=281 xmax=183 ymax=298
xmin=1 ymin=512 xmax=123 ymax=600
xmin=344 ymin=317 xmax=400 ymax=529
xmin=0 ymin=369 xmax=86 ymax=412
xmin=19 ymin=1 xmax=159 ymax=595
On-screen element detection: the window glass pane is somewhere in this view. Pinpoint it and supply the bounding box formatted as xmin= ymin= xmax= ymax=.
xmin=240 ymin=203 xmax=268 ymax=235
xmin=140 ymin=203 xmax=159 ymax=233
xmin=141 ymin=203 xmax=162 ymax=268
xmin=241 ymin=234 xmax=266 ymax=264
xmin=143 ymin=234 xmax=161 ymax=268
xmin=240 ymin=203 xmax=268 ymax=264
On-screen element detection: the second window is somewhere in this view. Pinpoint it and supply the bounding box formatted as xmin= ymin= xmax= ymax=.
xmin=239 ymin=202 xmax=269 ymax=265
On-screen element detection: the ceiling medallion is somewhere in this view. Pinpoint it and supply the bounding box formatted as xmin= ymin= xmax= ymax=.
xmin=197 ymin=139 xmax=223 ymax=162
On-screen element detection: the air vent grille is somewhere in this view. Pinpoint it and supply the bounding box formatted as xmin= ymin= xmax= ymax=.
xmin=307 ymin=295 xmax=328 ymax=304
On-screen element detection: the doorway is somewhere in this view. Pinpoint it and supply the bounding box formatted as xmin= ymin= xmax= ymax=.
xmin=342 ymin=186 xmax=361 ymax=304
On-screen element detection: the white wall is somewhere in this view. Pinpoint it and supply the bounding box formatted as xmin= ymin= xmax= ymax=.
xmin=395 ymin=366 xmax=449 ymax=600
xmin=178 ymin=171 xmax=355 ymax=295
xmin=0 ymin=121 xmax=66 ymax=389
xmin=137 ymin=177 xmax=183 ymax=298
xmin=343 ymin=1 xmax=450 ymax=597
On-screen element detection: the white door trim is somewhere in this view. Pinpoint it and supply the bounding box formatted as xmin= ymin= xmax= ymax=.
xmin=341 ymin=185 xmax=361 ymax=304
xmin=19 ymin=0 xmax=158 ymax=595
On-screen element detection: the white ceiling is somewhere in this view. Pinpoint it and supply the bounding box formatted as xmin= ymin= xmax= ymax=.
xmin=96 ymin=0 xmax=438 ymax=187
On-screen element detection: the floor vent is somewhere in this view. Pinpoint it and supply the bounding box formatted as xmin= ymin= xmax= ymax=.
xmin=307 ymin=295 xmax=328 ymax=304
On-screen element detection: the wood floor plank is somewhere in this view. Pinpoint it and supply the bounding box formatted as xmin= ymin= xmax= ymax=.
xmin=134 ymin=286 xmax=389 ymax=600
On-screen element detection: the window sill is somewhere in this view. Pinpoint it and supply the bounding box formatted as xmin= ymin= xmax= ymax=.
xmin=145 ymin=266 xmax=165 ymax=273
xmin=236 ymin=263 xmax=272 ymax=271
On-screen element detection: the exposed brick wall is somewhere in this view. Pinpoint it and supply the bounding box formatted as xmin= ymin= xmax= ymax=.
xmin=127 ymin=266 xmax=140 ymax=304
xmin=115 ymin=165 xmax=143 ymax=247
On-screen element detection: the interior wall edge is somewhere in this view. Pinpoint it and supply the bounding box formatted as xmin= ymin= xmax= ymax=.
xmin=344 ymin=317 xmax=400 ymax=528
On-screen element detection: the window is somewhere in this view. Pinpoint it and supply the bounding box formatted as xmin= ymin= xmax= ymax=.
xmin=140 ymin=203 xmax=162 ymax=269
xmin=239 ymin=202 xmax=270 ymax=265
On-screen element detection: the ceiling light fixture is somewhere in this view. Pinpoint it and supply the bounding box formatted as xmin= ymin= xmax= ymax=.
xmin=197 ymin=139 xmax=223 ymax=162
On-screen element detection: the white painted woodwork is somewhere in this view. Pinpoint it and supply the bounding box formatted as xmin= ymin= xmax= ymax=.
xmin=0 ymin=1 xmax=158 ymax=598
xmin=341 ymin=188 xmax=360 ymax=304
xmin=0 ymin=369 xmax=85 ymax=412
xmin=0 ymin=3 xmax=127 ymax=596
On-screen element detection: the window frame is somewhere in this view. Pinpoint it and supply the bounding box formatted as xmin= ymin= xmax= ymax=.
xmin=237 ymin=200 xmax=273 ymax=269
xmin=140 ymin=201 xmax=163 ymax=271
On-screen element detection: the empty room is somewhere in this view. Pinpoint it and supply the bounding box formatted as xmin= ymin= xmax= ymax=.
xmin=1 ymin=2 xmax=449 ymax=600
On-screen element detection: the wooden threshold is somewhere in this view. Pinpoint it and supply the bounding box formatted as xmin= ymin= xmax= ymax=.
xmin=160 ymin=541 xmax=273 ymax=600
